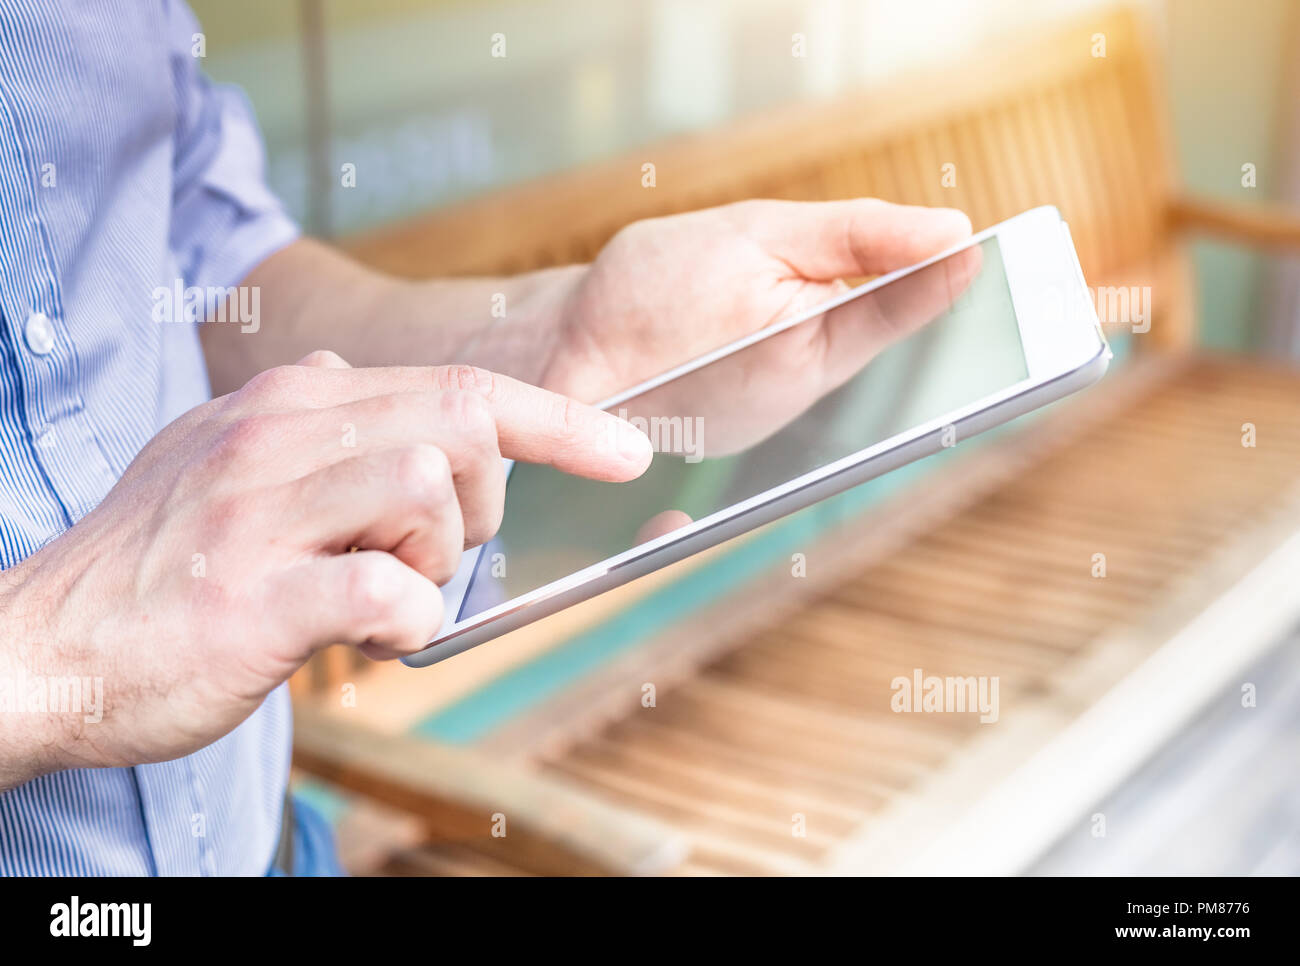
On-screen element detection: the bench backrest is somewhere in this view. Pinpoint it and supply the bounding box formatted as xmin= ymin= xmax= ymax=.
xmin=347 ymin=4 xmax=1175 ymax=323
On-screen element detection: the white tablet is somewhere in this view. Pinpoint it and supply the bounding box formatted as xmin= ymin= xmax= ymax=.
xmin=405 ymin=205 xmax=1109 ymax=667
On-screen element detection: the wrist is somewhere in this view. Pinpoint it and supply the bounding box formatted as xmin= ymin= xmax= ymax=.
xmin=0 ymin=560 xmax=54 ymax=787
xmin=0 ymin=550 xmax=95 ymax=788
xmin=477 ymin=263 xmax=588 ymax=388
xmin=349 ymin=263 xmax=583 ymax=385
xmin=523 ymin=263 xmax=589 ymax=389
xmin=535 ymin=265 xmax=621 ymax=403
xmin=414 ymin=263 xmax=588 ymax=388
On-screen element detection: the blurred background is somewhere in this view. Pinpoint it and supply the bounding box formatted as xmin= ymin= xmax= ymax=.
xmin=193 ymin=0 xmax=1300 ymax=874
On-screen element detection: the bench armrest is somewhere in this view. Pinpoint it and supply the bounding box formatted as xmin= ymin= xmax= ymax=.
xmin=1170 ymin=195 xmax=1300 ymax=249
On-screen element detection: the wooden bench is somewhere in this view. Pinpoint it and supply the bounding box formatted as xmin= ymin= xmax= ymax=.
xmin=290 ymin=4 xmax=1300 ymax=874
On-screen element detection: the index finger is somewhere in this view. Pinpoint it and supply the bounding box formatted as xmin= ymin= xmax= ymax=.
xmin=273 ymin=363 xmax=655 ymax=481
xmin=451 ymin=366 xmax=654 ymax=481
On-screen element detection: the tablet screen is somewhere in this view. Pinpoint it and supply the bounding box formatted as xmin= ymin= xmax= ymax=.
xmin=459 ymin=236 xmax=1024 ymax=621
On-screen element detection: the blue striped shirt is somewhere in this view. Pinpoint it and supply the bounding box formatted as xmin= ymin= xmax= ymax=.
xmin=0 ymin=0 xmax=298 ymax=874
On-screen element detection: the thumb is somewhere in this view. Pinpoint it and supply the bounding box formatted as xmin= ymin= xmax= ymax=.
xmin=745 ymin=198 xmax=972 ymax=281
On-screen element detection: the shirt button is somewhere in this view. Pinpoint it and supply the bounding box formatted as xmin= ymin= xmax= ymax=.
xmin=24 ymin=311 xmax=55 ymax=355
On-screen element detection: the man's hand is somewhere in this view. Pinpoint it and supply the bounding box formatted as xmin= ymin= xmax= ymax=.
xmin=543 ymin=199 xmax=973 ymax=402
xmin=619 ymin=239 xmax=983 ymax=458
xmin=0 ymin=352 xmax=650 ymax=790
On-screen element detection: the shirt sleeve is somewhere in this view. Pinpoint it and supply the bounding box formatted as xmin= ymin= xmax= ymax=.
xmin=164 ymin=0 xmax=300 ymax=303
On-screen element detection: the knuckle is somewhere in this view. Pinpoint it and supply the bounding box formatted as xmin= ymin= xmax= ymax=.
xmin=241 ymin=365 xmax=301 ymax=403
xmin=228 ymin=412 xmax=274 ymax=445
xmin=208 ymin=413 xmax=276 ymax=466
xmin=346 ymin=556 xmax=402 ymax=614
xmin=435 ymin=364 xmax=494 ymax=397
xmin=298 ymin=349 xmax=348 ymax=368
xmin=438 ymin=388 xmax=495 ymax=438
xmin=394 ymin=444 xmax=454 ymax=505
xmin=429 ymin=546 xmax=462 ymax=586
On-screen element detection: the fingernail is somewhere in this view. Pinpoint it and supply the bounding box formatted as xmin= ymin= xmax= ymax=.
xmin=616 ymin=420 xmax=654 ymax=466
